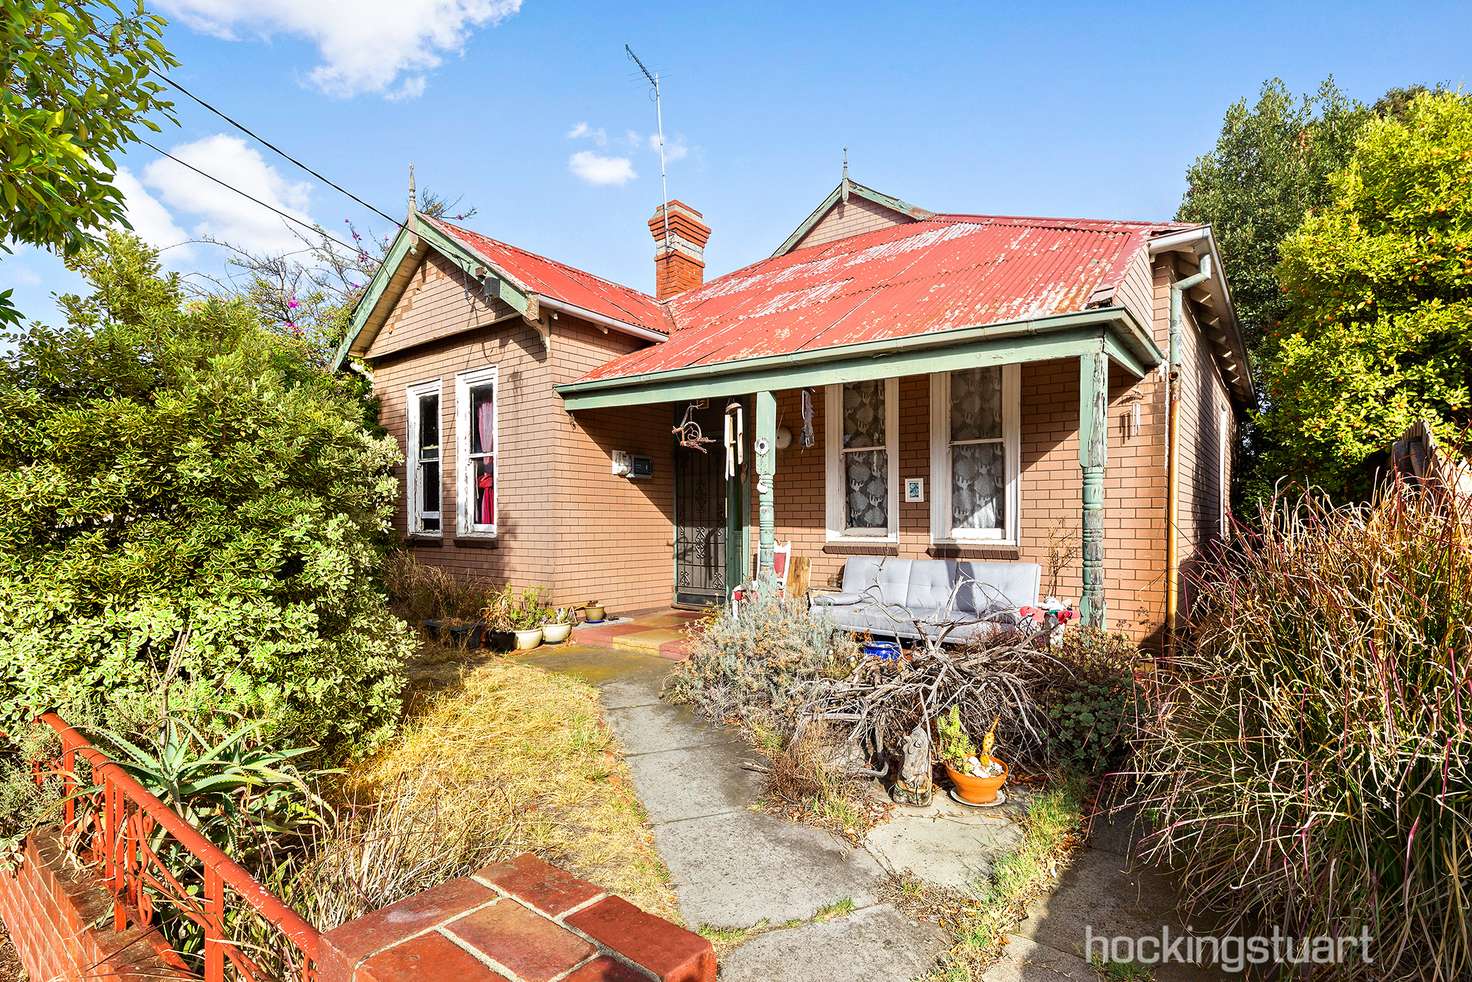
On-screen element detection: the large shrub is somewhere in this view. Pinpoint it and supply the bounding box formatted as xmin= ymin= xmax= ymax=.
xmin=663 ymin=591 xmax=859 ymax=730
xmin=1134 ymin=486 xmax=1472 ymax=979
xmin=1261 ymin=90 xmax=1472 ymax=496
xmin=0 ymin=233 xmax=413 ymax=755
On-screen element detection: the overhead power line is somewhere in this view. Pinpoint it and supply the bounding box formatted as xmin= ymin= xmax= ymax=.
xmin=150 ymin=70 xmax=408 ymax=234
xmin=137 ymin=137 xmax=366 ymax=257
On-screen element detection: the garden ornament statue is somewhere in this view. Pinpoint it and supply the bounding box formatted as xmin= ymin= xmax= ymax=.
xmin=891 ymin=721 xmax=934 ymax=806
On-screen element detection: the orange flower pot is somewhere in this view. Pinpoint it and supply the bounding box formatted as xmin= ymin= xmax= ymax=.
xmin=944 ymin=759 xmax=1008 ymax=804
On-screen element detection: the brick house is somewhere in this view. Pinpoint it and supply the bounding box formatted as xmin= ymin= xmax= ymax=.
xmin=335 ymin=177 xmax=1252 ymax=646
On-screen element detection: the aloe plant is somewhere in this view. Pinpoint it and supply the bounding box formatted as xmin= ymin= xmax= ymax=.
xmin=89 ymin=719 xmax=333 ymax=856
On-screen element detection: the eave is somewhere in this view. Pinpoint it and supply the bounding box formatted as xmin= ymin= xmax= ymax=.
xmin=332 ymin=214 xmax=666 ymax=368
xmin=557 ymin=307 xmax=1160 ymax=411
xmin=1147 ymin=226 xmax=1257 ymax=409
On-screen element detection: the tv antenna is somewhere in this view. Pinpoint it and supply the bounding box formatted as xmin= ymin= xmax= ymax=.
xmin=625 ymin=43 xmax=670 ymax=249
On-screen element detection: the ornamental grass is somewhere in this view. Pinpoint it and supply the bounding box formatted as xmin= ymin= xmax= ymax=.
xmin=1133 ymin=483 xmax=1472 ymax=980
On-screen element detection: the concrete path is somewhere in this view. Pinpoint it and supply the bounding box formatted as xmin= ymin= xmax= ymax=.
xmin=982 ymin=811 xmax=1230 ymax=982
xmin=528 ymin=641 xmax=1215 ymax=982
xmin=525 ymin=644 xmax=948 ymax=982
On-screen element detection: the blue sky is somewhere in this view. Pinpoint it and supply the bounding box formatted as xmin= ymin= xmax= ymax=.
xmin=6 ymin=0 xmax=1471 ymax=325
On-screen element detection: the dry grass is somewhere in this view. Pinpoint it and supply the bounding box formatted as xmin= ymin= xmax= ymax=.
xmin=0 ymin=929 xmax=18 ymax=982
xmin=750 ymin=723 xmax=889 ymax=842
xmin=888 ymin=780 xmax=1087 ymax=981
xmin=263 ymin=648 xmax=677 ymax=938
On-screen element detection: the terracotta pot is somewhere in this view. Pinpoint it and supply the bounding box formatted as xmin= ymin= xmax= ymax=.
xmin=542 ymin=622 xmax=572 ymax=644
xmin=944 ymin=759 xmax=1008 ymax=805
xmin=513 ymin=628 xmax=543 ymax=651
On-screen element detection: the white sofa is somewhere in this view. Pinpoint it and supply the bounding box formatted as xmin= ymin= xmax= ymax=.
xmin=812 ymin=556 xmax=1041 ymax=643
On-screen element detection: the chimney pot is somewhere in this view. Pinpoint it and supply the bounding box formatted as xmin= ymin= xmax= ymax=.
xmin=648 ymin=200 xmax=710 ymax=300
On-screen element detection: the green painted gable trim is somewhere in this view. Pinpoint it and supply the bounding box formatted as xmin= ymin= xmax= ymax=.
xmin=331 ymin=215 xmax=538 ymax=369
xmin=557 ymin=308 xmax=1160 ymax=411
xmin=771 ymin=180 xmax=935 ymax=258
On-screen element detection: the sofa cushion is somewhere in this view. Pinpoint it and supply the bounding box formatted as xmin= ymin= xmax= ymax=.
xmin=953 ymin=561 xmax=1040 ymax=611
xmin=906 ymin=561 xmax=970 ymax=612
xmin=873 ymin=559 xmax=913 ymax=607
xmin=838 ymin=556 xmax=884 ymax=595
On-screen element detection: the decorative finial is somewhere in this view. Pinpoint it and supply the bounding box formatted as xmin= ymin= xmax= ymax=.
xmin=407 ymin=163 xmax=417 ymax=219
xmin=840 ymin=147 xmax=850 ymax=203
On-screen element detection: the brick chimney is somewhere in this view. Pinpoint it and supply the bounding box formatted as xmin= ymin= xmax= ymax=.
xmin=648 ymin=200 xmax=711 ymax=300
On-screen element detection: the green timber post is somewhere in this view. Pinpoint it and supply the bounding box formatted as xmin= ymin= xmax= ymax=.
xmin=1078 ymin=347 xmax=1109 ymax=626
xmin=755 ymin=390 xmax=777 ymax=584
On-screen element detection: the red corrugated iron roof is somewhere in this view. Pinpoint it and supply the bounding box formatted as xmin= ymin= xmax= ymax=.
xmin=429 ymin=216 xmax=672 ymax=334
xmin=575 ymin=214 xmax=1194 ymax=383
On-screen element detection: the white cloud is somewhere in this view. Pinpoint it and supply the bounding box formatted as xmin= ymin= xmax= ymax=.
xmin=568 ymin=151 xmax=636 ymax=187
xmin=140 ymin=134 xmax=316 ymax=254
xmin=6 ymin=263 xmax=41 ymax=288
xmin=385 ymin=75 xmax=428 ymax=102
xmin=114 ymin=168 xmax=193 ymax=257
xmin=155 ymin=0 xmax=522 ymax=99
xmin=650 ymin=132 xmax=689 ymax=162
xmin=566 ymin=121 xmax=607 ymax=147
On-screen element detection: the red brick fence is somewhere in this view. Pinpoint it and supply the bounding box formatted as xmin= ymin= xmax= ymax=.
xmin=1 ymin=714 xmax=712 ymax=981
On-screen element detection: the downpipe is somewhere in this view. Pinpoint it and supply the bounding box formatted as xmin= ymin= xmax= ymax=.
xmin=1166 ymin=254 xmax=1212 ymax=657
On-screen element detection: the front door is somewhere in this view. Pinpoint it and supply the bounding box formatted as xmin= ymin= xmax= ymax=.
xmin=674 ymin=404 xmax=727 ymax=606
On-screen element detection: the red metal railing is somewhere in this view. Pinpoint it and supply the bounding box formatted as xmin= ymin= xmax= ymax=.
xmin=35 ymin=712 xmax=324 ymax=981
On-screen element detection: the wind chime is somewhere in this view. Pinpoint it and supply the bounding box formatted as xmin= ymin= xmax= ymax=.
xmin=723 ymin=402 xmax=745 ymax=477
xmin=672 ymin=403 xmax=716 ymax=452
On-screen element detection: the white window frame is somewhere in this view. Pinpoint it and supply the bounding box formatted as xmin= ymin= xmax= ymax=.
xmin=825 ymin=378 xmax=900 ymax=543
xmin=929 ymin=364 xmax=1021 ymax=545
xmin=456 ymin=365 xmax=499 ymax=538
xmin=405 ymin=379 xmax=443 ymax=538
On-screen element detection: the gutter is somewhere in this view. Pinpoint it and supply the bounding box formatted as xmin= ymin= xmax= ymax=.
xmin=537 ymin=295 xmax=670 ymax=344
xmin=557 ymin=307 xmax=1160 ymax=399
xmin=1165 ymin=253 xmax=1214 ymax=656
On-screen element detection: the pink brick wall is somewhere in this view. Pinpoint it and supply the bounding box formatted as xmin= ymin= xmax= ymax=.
xmin=0 ymin=828 xmax=188 ymax=981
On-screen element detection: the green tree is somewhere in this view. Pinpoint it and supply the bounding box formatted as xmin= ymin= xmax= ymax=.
xmin=0 ymin=232 xmax=413 ymax=754
xmin=1178 ymin=79 xmax=1371 ymax=354
xmin=1259 ymin=91 xmax=1472 ymax=495
xmin=1 ymin=1 xmax=176 ymax=324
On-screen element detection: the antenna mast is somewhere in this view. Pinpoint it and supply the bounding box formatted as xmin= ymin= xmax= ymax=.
xmin=625 ymin=43 xmax=670 ymax=249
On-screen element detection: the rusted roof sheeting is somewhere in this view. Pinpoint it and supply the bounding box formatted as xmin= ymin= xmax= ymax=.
xmin=430 ymin=217 xmax=671 ymax=334
xmin=576 ymin=215 xmax=1191 ymax=383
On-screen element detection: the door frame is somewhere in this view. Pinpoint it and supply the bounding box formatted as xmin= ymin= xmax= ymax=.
xmin=670 ymin=399 xmax=750 ymax=609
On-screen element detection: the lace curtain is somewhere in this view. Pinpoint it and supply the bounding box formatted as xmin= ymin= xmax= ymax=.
xmin=842 ymin=380 xmax=888 ymax=529
xmin=949 ymin=367 xmax=1004 ymax=531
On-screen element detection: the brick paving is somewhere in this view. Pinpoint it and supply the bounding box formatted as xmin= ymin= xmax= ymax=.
xmin=319 ymin=853 xmax=714 ymax=982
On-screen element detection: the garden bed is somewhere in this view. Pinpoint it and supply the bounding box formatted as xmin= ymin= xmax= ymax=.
xmin=276 ymin=644 xmax=679 ymax=930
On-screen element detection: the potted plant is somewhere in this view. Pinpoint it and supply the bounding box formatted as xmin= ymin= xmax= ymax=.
xmin=480 ymin=586 xmax=516 ymax=652
xmin=542 ymin=607 xmax=574 ymax=644
xmin=936 ymin=708 xmax=1008 ymax=804
xmin=582 ymin=599 xmax=606 ymax=624
xmin=507 ymin=587 xmax=549 ymax=651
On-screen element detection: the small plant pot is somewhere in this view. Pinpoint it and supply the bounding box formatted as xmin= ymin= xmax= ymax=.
xmin=542 ymin=622 xmax=573 ymax=644
xmin=483 ymin=629 xmax=514 ymax=652
xmin=582 ymin=605 xmax=606 ymax=624
xmin=423 ymin=618 xmax=444 ymax=640
xmin=945 ymin=760 xmax=1008 ymax=805
xmin=513 ymin=627 xmax=544 ymax=651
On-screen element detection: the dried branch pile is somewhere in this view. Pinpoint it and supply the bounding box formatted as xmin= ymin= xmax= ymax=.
xmin=795 ymin=635 xmax=1057 ymax=774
